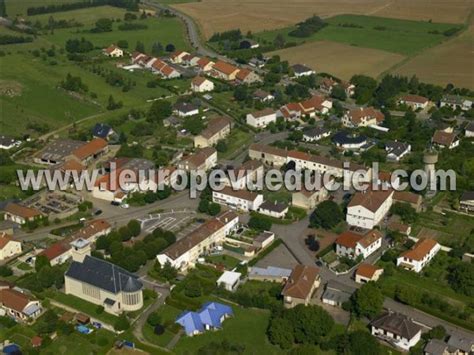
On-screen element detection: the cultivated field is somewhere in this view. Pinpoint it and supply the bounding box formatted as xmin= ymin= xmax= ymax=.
xmin=393 ymin=26 xmax=474 ymax=89
xmin=173 ymin=0 xmax=473 ymax=38
xmin=267 ymin=41 xmax=405 ymax=80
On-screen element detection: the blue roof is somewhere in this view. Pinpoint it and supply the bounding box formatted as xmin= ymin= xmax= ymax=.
xmin=175 ymin=302 xmax=233 ymax=336
xmin=92 ymin=123 xmax=112 ymax=138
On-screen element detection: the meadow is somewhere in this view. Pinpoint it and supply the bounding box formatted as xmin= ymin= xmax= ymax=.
xmin=256 ymin=15 xmax=462 ymax=56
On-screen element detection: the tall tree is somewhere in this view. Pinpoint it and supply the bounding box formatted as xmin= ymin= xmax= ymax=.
xmin=351 ymin=282 xmax=384 ymax=319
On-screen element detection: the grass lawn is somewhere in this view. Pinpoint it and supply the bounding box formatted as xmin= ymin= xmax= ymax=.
xmin=42 ymin=329 xmax=116 ymax=355
xmin=142 ymin=304 xmax=182 ymax=348
xmin=173 ymin=306 xmax=284 ymax=354
xmin=219 ymin=128 xmax=253 ymax=159
xmin=206 ymin=254 xmax=241 ymax=270
xmin=30 ymin=5 xmax=127 ymax=26
xmin=16 ymin=262 xmax=33 ymax=271
xmin=255 ymin=15 xmax=462 ymax=55
xmin=46 ymin=290 xmax=119 ymax=325
xmin=5 ymin=0 xmax=79 ymax=17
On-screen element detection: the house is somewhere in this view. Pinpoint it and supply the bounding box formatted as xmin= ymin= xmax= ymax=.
xmin=355 ymin=263 xmax=384 ymax=283
xmin=92 ymin=123 xmax=115 ymax=140
xmin=460 ymin=191 xmax=474 ymax=213
xmin=157 ymin=210 xmax=239 ymax=271
xmin=465 ymin=121 xmax=474 ymax=137
xmin=332 ymin=131 xmax=368 ymax=151
xmin=3 ymin=203 xmax=42 ymax=225
xmin=300 ymin=95 xmax=333 ymax=116
xmin=319 ymin=77 xmax=338 ymax=94
xmin=103 ymin=45 xmax=123 ymax=58
xmin=388 ymin=221 xmax=411 ymax=236
xmin=0 ymin=135 xmax=20 ymax=150
xmin=0 ymin=233 xmax=21 ymax=261
xmin=191 ymin=76 xmax=214 ymax=93
xmin=281 ymin=265 xmax=320 ymax=308
xmin=397 ymin=238 xmax=440 ymax=273
xmin=292 ymin=186 xmax=330 ymax=210
xmin=335 ymin=229 xmax=383 ymax=260
xmin=131 ymin=51 xmax=148 ymax=64
xmin=432 ymin=130 xmax=459 ymax=149
xmin=385 ymin=141 xmax=411 ymax=161
xmin=399 ymin=94 xmax=430 ymax=110
xmin=258 ymin=201 xmax=288 ymax=219
xmin=393 ymin=191 xmax=423 ymax=212
xmin=235 ymin=68 xmax=261 ymax=85
xmin=346 ymin=189 xmax=394 ymax=229
xmin=71 ymin=219 xmax=112 ymax=243
xmin=321 ymin=280 xmax=355 ymax=307
xmin=178 ymin=147 xmax=217 ymax=171
xmin=248 ymin=266 xmax=292 ymax=282
xmin=440 ymin=95 xmax=472 ymax=111
xmin=183 ymin=53 xmax=201 ymax=67
xmin=446 ymin=334 xmax=474 ymax=354
xmin=341 ymin=81 xmax=356 ymax=97
xmin=197 ymin=57 xmax=215 ymax=72
xmin=246 ymin=108 xmax=277 ymax=128
xmin=252 ymin=231 xmax=275 ymax=249
xmin=216 ymin=271 xmax=241 ymax=292
xmin=65 ymin=241 xmax=143 ymax=315
xmin=194 ymin=116 xmax=231 ymax=148
xmin=343 ymin=107 xmax=384 ymax=128
xmin=0 ymin=287 xmax=42 ymax=322
xmin=211 ymin=61 xmax=240 ymax=81
xmin=249 ymin=57 xmax=266 ymax=68
xmin=71 ymin=138 xmax=108 ymax=165
xmin=174 ymin=102 xmax=199 ymax=117
xmin=151 ymin=59 xmax=181 ymax=79
xmin=221 ymin=159 xmax=264 ymax=190
xmin=169 ymin=50 xmax=190 ymax=64
xmin=291 ymin=64 xmax=315 ymax=78
xmin=303 ymin=127 xmax=331 ymax=142
xmin=34 ymin=139 xmax=85 ymax=165
xmin=371 ymin=311 xmax=422 ymax=350
xmin=176 ymin=302 xmax=233 ymax=336
xmin=212 ymin=187 xmax=264 ymax=212
xmin=39 ymin=241 xmax=71 ymax=266
xmin=253 ymin=89 xmax=274 ymax=102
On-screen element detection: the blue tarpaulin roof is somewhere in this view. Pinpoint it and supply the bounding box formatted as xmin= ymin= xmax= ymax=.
xmin=175 ymin=302 xmax=233 ymax=336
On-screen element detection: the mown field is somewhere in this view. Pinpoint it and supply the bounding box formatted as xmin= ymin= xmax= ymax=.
xmin=267 ymin=40 xmax=405 ymax=80
xmin=256 ymin=15 xmax=462 ymax=56
xmin=174 ymin=0 xmax=473 ymax=38
xmin=0 ymin=5 xmax=190 ymax=136
xmin=5 ymin=0 xmax=79 ymax=17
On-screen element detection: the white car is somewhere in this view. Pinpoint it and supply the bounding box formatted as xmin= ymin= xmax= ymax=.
xmin=120 ymin=203 xmax=130 ymax=209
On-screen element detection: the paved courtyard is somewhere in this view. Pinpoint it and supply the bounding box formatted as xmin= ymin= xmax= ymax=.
xmin=255 ymin=243 xmax=299 ymax=269
xmin=138 ymin=209 xmax=197 ymax=235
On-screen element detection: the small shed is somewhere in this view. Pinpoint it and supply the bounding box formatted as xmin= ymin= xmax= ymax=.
xmin=216 ymin=271 xmax=242 ymax=292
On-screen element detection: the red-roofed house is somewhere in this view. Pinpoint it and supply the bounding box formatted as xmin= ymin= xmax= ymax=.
xmin=39 ymin=241 xmax=71 ymax=266
xmin=397 ymin=239 xmax=440 ymax=272
xmin=346 ymin=189 xmax=393 ymax=229
xmin=3 ymin=203 xmax=43 ymax=225
xmin=169 ymin=50 xmax=190 ymax=64
xmin=399 ymin=94 xmax=430 ymax=110
xmin=335 ymin=229 xmax=383 ymax=259
xmin=211 ymin=61 xmax=240 ymax=81
xmin=0 ymin=232 xmax=21 ymax=261
xmin=103 ymin=45 xmax=123 ymax=58
xmin=71 ymin=219 xmax=112 ymax=243
xmin=342 ymin=107 xmax=384 ymax=128
xmin=235 ymin=68 xmax=261 ymax=85
xmin=197 ymin=57 xmax=215 ymax=72
xmin=355 ymin=263 xmax=384 ymax=283
xmin=0 ymin=287 xmax=42 ymax=322
xmin=281 ymin=265 xmax=320 ymax=308
xmin=191 ymin=76 xmax=214 ymax=92
xmin=71 ymin=138 xmax=108 ymax=165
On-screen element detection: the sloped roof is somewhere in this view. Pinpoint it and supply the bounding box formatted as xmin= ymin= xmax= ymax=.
xmin=348 ymin=189 xmax=393 ymax=213
xmin=356 ymin=263 xmax=382 ymax=279
xmin=393 ymin=191 xmax=422 ymax=205
xmin=0 ymin=288 xmax=31 ymax=313
xmin=0 ymin=232 xmax=15 ymax=250
xmin=40 ymin=241 xmax=71 ymax=261
xmin=371 ymin=311 xmax=422 ymax=340
xmin=249 ymin=107 xmax=275 ymax=118
xmin=199 ymin=116 xmax=231 ymax=139
xmin=432 ymin=130 xmax=457 ymax=146
xmin=400 ymin=238 xmax=438 ymax=261
xmin=92 ymin=123 xmax=112 ymax=138
xmin=401 ymin=94 xmax=429 ymax=104
xmin=281 ymin=264 xmax=319 ymax=299
xmin=213 ymin=61 xmax=239 ymax=75
xmin=71 ymin=219 xmax=111 ymax=241
xmin=215 ymin=186 xmax=260 ymax=202
xmin=65 ymin=255 xmax=142 ymax=294
xmin=4 ymin=203 xmax=41 ymax=219
xmin=72 ymin=138 xmax=107 ymax=161
xmin=176 ymin=302 xmax=233 ymax=335
xmin=347 ymin=107 xmax=384 ymax=124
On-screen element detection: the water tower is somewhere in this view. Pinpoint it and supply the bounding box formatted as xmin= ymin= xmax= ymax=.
xmin=423 ymin=149 xmax=438 ymax=198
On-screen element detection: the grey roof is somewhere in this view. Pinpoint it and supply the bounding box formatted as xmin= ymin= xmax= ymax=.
xmin=92 ymin=123 xmax=113 ymax=138
xmin=259 ymin=200 xmax=288 ymax=213
xmin=249 ymin=266 xmax=292 ymax=278
xmin=447 ymin=334 xmax=474 ymax=352
xmin=386 ymin=140 xmax=410 ymax=158
xmin=39 ymin=139 xmax=84 ymax=162
xmin=303 ymin=127 xmax=330 ymax=138
xmin=292 ymin=64 xmax=313 ymax=74
xmin=333 ymin=131 xmax=367 ymax=145
xmin=65 ymin=255 xmax=143 ymax=294
xmin=0 ymin=135 xmax=17 ymax=147
xmin=322 ymin=287 xmax=351 ymax=305
xmin=424 ymin=339 xmax=447 ymax=355
xmin=174 ymin=102 xmax=198 ymax=113
xmin=370 ymin=312 xmax=422 ymax=340
xmin=460 ymin=191 xmax=474 ymax=202
xmin=325 ymin=280 xmax=355 ymax=294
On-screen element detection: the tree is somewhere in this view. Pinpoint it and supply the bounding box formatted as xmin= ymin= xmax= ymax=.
xmin=448 ymin=262 xmax=474 ymax=296
xmin=135 ymin=40 xmax=145 ymax=52
xmin=107 ymin=95 xmax=122 ymax=110
xmin=0 ymin=0 xmax=7 ymax=17
xmin=428 ymin=325 xmax=447 ymax=340
xmin=165 ymin=43 xmax=175 ymax=52
xmin=268 ymin=317 xmax=294 ymax=349
xmin=147 ymin=312 xmax=162 ymax=327
xmin=117 ymin=39 xmax=128 ymax=48
xmin=390 ymin=202 xmax=418 ymax=224
xmin=159 ymin=261 xmax=177 ymax=281
xmin=114 ymin=314 xmax=130 ymax=331
xmin=248 ymin=215 xmax=272 ymax=231
xmin=286 ymin=304 xmax=334 ymax=344
xmin=351 ymin=282 xmax=384 ymax=319
xmin=147 ymin=100 xmax=172 ymax=123
xmin=273 ymin=33 xmax=285 ymax=48
xmin=184 ymin=279 xmax=202 ymax=298
xmin=309 ymin=201 xmax=343 ymax=229
xmin=331 ymin=85 xmax=347 ymax=101
xmin=0 ymin=265 xmax=12 ymax=277
xmin=127 ymin=219 xmax=141 ymax=237
xmin=348 ymin=331 xmax=379 ymax=355
xmin=151 ymin=42 xmax=164 ymax=56
xmin=35 ymin=255 xmax=51 ymax=272
xmin=233 ymin=86 xmax=248 ymax=101
xmin=93 ymin=18 xmax=113 ymax=33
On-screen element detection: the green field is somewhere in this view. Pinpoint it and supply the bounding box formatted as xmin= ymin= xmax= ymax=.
xmin=5 ymin=0 xmax=79 ymax=17
xmin=255 ymin=15 xmax=462 ymax=55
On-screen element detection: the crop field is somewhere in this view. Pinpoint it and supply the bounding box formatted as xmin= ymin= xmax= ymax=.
xmin=267 ymin=41 xmax=405 ymax=80
xmin=393 ymin=25 xmax=474 ymax=89
xmin=256 ymin=15 xmax=462 ymax=56
xmin=173 ymin=0 xmax=473 ymax=39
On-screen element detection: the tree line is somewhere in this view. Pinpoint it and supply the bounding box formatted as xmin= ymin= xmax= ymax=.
xmin=26 ymin=0 xmax=139 ymax=16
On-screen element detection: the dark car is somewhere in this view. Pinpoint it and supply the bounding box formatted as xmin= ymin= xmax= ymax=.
xmin=93 ymin=209 xmax=103 ymax=216
xmin=110 ymin=201 xmax=120 ymax=206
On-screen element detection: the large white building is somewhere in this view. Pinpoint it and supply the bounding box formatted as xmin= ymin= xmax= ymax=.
xmin=346 ymin=189 xmax=393 ymax=229
xmin=335 ymin=229 xmax=382 ymax=260
xmin=396 ymin=238 xmax=440 ymax=273
xmin=212 ymin=187 xmax=264 ymax=212
xmin=65 ymin=239 xmax=143 ymax=315
xmin=246 ymin=108 xmax=277 ymax=128
xmin=157 ymin=211 xmax=239 ymax=271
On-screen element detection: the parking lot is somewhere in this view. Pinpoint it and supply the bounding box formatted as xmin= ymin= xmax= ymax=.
xmin=138 ymin=209 xmax=200 ymax=237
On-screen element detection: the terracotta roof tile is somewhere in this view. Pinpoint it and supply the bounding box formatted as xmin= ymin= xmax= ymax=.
xmin=72 ymin=138 xmax=107 ymax=161
xmin=282 ymin=265 xmax=319 ymax=299
xmin=356 ymin=263 xmax=382 ymax=278
xmin=4 ymin=203 xmax=41 ymax=219
xmin=401 ymin=238 xmax=438 ymax=261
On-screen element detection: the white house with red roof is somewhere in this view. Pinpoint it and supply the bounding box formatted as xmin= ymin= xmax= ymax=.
xmin=39 ymin=241 xmax=71 ymax=266
xmin=279 ymin=95 xmax=332 ymax=120
xmin=191 ymin=76 xmax=214 ymax=92
xmin=197 ymin=57 xmax=215 ymax=72
xmin=169 ymin=50 xmax=190 ymax=64
xmin=346 ymin=189 xmax=394 ymax=229
xmin=396 ymin=238 xmax=440 ymax=272
xmin=398 ymin=94 xmax=430 ymax=110
xmin=0 ymin=286 xmax=42 ymax=322
xmin=355 ymin=263 xmax=384 ymax=283
xmin=211 ymin=61 xmax=240 ymax=81
xmin=342 ymin=107 xmax=384 ymax=128
xmin=103 ymin=45 xmax=123 ymax=58
xmin=0 ymin=233 xmax=21 ymax=261
xmin=335 ymin=229 xmax=383 ymax=260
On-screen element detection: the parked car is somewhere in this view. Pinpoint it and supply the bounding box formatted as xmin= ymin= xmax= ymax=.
xmin=111 ymin=201 xmax=120 ymax=206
